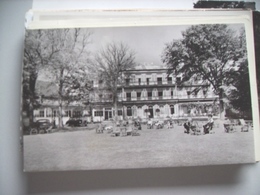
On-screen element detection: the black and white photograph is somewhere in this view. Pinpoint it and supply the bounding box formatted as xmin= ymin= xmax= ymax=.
xmin=22 ymin=23 xmax=256 ymax=171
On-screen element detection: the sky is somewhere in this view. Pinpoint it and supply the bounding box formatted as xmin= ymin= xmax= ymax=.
xmin=87 ymin=24 xmax=244 ymax=67
xmin=88 ymin=25 xmax=189 ymax=66
xmin=37 ymin=23 xmax=245 ymax=81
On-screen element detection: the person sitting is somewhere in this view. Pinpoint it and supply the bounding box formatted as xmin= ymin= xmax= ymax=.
xmin=203 ymin=114 xmax=214 ymax=134
xmin=167 ymin=120 xmax=173 ymax=129
xmin=134 ymin=120 xmax=142 ymax=130
xmin=147 ymin=119 xmax=153 ymax=129
xmin=184 ymin=117 xmax=192 ymax=134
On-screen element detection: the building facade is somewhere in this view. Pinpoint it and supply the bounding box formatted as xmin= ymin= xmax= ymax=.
xmin=91 ymin=68 xmax=220 ymax=122
xmin=32 ymin=68 xmax=220 ymax=124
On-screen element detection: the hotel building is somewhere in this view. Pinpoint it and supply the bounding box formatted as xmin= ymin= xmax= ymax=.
xmin=32 ymin=67 xmax=220 ymax=123
xmin=90 ymin=67 xmax=220 ymax=122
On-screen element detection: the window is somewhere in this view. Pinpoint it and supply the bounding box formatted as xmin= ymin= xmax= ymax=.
xmin=127 ymin=107 xmax=132 ymax=116
xmin=126 ymin=92 xmax=131 ymax=101
xmin=125 ymin=78 xmax=130 ymax=86
xmin=194 ymin=90 xmax=198 ymax=97
xmin=98 ymin=80 xmax=103 ymax=87
xmin=158 ymin=91 xmax=163 ymax=99
xmin=138 ymin=78 xmax=141 ymax=85
xmin=137 ymin=92 xmax=141 ymax=98
xmin=167 ymin=77 xmax=172 ymax=84
xmin=46 ymin=110 xmax=52 ymax=117
xmin=39 ymin=110 xmax=44 ymax=117
xmin=53 ymin=110 xmax=57 ymax=117
xmin=203 ymin=89 xmax=207 ymax=96
xmin=157 ymin=77 xmax=162 ymax=85
xmin=146 ymin=78 xmax=150 ymax=85
xmin=118 ymin=110 xmax=122 ymax=116
xmin=171 ymin=90 xmax=174 ymax=96
xmin=94 ymin=111 xmax=103 ymax=116
xmin=176 ymin=77 xmax=181 ymax=84
xmin=99 ymin=94 xmax=103 ymax=100
xmin=73 ymin=111 xmax=82 ymax=117
xmin=170 ymin=105 xmax=175 ymax=114
xmin=147 ymin=92 xmax=152 ymax=100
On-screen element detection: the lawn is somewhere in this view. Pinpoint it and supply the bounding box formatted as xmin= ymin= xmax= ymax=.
xmin=23 ymin=123 xmax=255 ymax=172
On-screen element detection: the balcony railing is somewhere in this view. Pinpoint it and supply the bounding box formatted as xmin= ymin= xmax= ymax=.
xmin=95 ymin=94 xmax=218 ymax=102
xmin=122 ymin=81 xmax=176 ymax=86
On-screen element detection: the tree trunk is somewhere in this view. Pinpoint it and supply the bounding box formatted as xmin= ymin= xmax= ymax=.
xmin=219 ymin=90 xmax=225 ymax=119
xmin=29 ymin=102 xmax=34 ymax=126
xmin=28 ymin=73 xmax=37 ymax=125
xmin=113 ymin=94 xmax=118 ymax=121
xmin=58 ymin=99 xmax=63 ymax=128
xmin=58 ymin=69 xmax=64 ymax=128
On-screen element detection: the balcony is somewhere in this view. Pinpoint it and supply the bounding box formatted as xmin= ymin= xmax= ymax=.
xmin=122 ymin=81 xmax=175 ymax=87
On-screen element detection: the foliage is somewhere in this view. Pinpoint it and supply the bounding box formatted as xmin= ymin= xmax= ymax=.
xmin=23 ymin=29 xmax=92 ymax=127
xmin=193 ymin=1 xmax=253 ymax=9
xmin=91 ymin=42 xmax=136 ymax=119
xmin=23 ymin=30 xmax=53 ymax=123
xmin=45 ymin=29 xmax=92 ymax=127
xmin=161 ymin=24 xmax=249 ymax=118
xmin=253 ymin=12 xmax=260 ymax=112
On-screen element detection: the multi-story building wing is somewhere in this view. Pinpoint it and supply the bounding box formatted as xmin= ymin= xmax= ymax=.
xmin=91 ymin=68 xmax=219 ymax=122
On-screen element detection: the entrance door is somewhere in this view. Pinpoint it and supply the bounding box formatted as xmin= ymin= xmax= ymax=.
xmin=149 ymin=106 xmax=154 ymax=118
xmin=105 ymin=111 xmax=112 ymax=120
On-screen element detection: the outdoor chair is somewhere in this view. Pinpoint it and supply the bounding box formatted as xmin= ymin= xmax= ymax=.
xmin=124 ymin=126 xmax=133 ymax=136
xmin=111 ymin=127 xmax=121 ymax=137
xmin=96 ymin=124 xmax=104 ymax=134
xmin=104 ymin=125 xmax=113 ymax=133
xmin=224 ymin=123 xmax=235 ymax=133
xmin=166 ymin=121 xmax=174 ymax=129
xmin=190 ymin=122 xmax=202 ymax=135
xmin=147 ymin=121 xmax=153 ymax=129
xmin=132 ymin=128 xmax=140 ymax=136
xmin=239 ymin=119 xmax=249 ymax=132
xmin=203 ymin=122 xmax=214 ymax=134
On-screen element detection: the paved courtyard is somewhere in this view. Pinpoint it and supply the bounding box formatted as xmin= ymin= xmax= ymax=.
xmin=23 ymin=123 xmax=255 ymax=172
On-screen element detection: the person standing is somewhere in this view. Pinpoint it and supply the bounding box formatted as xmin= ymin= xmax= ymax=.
xmin=184 ymin=117 xmax=192 ymax=134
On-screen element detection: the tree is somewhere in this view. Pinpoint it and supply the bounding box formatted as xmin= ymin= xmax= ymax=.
xmin=46 ymin=28 xmax=92 ymax=127
xmin=23 ymin=30 xmax=56 ymax=125
xmin=92 ymin=42 xmax=136 ymax=120
xmin=162 ymin=24 xmax=248 ymax=118
xmin=225 ymin=29 xmax=252 ymax=119
xmin=193 ymin=1 xmax=255 ymax=10
xmin=253 ymin=12 xmax=260 ymax=113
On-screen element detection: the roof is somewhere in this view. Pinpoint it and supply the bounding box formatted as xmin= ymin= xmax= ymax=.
xmin=131 ymin=63 xmax=167 ymax=70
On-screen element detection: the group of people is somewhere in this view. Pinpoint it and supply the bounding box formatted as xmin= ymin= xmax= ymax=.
xmin=146 ymin=119 xmax=174 ymax=129
xmin=183 ymin=114 xmax=214 ymax=135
